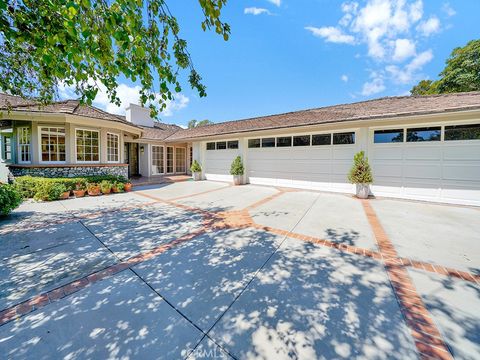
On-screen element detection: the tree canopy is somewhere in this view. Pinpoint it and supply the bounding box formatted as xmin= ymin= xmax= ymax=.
xmin=0 ymin=0 xmax=230 ymax=117
xmin=188 ymin=119 xmax=213 ymax=128
xmin=411 ymin=39 xmax=480 ymax=95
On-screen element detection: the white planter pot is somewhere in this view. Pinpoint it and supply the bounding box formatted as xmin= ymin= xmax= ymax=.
xmin=192 ymin=172 xmax=202 ymax=181
xmin=232 ymin=175 xmax=243 ymax=186
xmin=355 ymin=183 xmax=370 ymax=199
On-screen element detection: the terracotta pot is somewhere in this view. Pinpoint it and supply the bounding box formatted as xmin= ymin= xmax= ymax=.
xmin=101 ymin=188 xmax=112 ymax=195
xmin=59 ymin=191 xmax=71 ymax=200
xmin=73 ymin=189 xmax=86 ymax=198
xmin=87 ymin=187 xmax=101 ymax=196
xmin=112 ymin=186 xmax=122 ymax=193
xmin=124 ymin=183 xmax=133 ymax=192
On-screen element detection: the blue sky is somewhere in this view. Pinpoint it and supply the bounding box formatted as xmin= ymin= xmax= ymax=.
xmin=71 ymin=0 xmax=480 ymax=127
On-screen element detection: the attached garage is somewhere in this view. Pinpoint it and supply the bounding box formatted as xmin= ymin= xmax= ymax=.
xmin=369 ymin=123 xmax=480 ymax=206
xmin=186 ymin=93 xmax=480 ymax=206
xmin=247 ymin=131 xmax=357 ymax=193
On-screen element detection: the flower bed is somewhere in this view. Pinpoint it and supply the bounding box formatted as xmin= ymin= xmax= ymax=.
xmin=14 ymin=175 xmax=132 ymax=201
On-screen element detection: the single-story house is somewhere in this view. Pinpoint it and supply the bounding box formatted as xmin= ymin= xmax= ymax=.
xmin=1 ymin=92 xmax=479 ymax=206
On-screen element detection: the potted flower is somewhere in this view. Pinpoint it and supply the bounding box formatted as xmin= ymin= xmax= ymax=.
xmin=230 ymin=156 xmax=244 ymax=186
xmin=112 ymin=181 xmax=125 ymax=193
xmin=73 ymin=182 xmax=86 ymax=198
xmin=348 ymin=151 xmax=373 ymax=199
xmin=190 ymin=160 xmax=202 ymax=181
xmin=87 ymin=183 xmax=101 ymax=196
xmin=100 ymin=180 xmax=112 ymax=195
xmin=59 ymin=188 xmax=70 ymax=200
xmin=124 ymin=182 xmax=133 ymax=192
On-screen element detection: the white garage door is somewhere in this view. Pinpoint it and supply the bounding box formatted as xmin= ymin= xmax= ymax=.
xmin=204 ymin=140 xmax=240 ymax=182
xmin=247 ymin=132 xmax=357 ymax=193
xmin=369 ymin=124 xmax=480 ymax=206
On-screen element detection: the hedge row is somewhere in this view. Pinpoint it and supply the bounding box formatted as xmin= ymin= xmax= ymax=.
xmin=0 ymin=184 xmax=22 ymax=216
xmin=14 ymin=175 xmax=129 ymax=201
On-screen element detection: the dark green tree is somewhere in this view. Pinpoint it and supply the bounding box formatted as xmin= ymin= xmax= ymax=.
xmin=0 ymin=0 xmax=230 ymax=116
xmin=411 ymin=39 xmax=480 ymax=95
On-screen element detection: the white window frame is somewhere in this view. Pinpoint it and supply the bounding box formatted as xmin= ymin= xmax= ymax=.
xmin=17 ymin=127 xmax=31 ymax=164
xmin=75 ymin=128 xmax=100 ymax=163
xmin=151 ymin=145 xmax=165 ymax=175
xmin=106 ymin=132 xmax=120 ymax=163
xmin=38 ymin=126 xmax=67 ymax=164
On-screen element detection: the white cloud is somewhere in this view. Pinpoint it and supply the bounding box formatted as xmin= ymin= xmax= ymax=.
xmin=386 ymin=49 xmax=433 ymax=83
xmin=266 ymin=0 xmax=281 ymax=7
xmin=393 ymin=38 xmax=416 ymax=62
xmin=361 ymin=77 xmax=386 ymax=96
xmin=441 ymin=3 xmax=456 ymax=17
xmin=417 ymin=16 xmax=440 ymax=36
xmin=59 ymin=81 xmax=189 ymax=117
xmin=341 ymin=75 xmax=349 ymax=82
xmin=306 ymin=1 xmax=443 ymax=95
xmin=305 ymin=26 xmax=355 ymax=44
xmin=244 ymin=7 xmax=271 ymax=16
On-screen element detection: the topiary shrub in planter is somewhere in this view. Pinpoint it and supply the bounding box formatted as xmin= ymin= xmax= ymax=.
xmin=190 ymin=160 xmax=202 ymax=181
xmin=348 ymin=151 xmax=373 ymax=199
xmin=34 ymin=182 xmax=67 ymax=201
xmin=230 ymin=156 xmax=245 ymax=185
xmin=0 ymin=184 xmax=22 ymax=216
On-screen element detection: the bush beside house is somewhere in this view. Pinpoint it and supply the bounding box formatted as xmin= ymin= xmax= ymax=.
xmin=0 ymin=184 xmax=22 ymax=216
xmin=348 ymin=151 xmax=373 ymax=199
xmin=230 ymin=156 xmax=244 ymax=185
xmin=14 ymin=175 xmax=130 ymax=201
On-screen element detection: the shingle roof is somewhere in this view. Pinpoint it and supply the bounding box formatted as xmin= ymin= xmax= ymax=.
xmin=140 ymin=122 xmax=182 ymax=141
xmin=165 ymin=92 xmax=480 ymax=141
xmin=0 ymin=93 xmax=137 ymax=126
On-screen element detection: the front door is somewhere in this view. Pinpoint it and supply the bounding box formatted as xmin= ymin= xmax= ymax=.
xmin=124 ymin=143 xmax=139 ymax=177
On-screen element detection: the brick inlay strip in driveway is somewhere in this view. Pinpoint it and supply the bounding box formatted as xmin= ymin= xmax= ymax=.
xmin=361 ymin=200 xmax=453 ymax=360
xmin=0 ymin=228 xmax=206 ymax=327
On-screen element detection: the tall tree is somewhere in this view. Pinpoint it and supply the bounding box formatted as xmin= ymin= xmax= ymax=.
xmin=188 ymin=119 xmax=213 ymax=128
xmin=0 ymin=0 xmax=230 ymax=116
xmin=411 ymin=39 xmax=480 ymax=95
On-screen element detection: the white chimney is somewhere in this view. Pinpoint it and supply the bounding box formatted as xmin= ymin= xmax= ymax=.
xmin=125 ymin=103 xmax=154 ymax=127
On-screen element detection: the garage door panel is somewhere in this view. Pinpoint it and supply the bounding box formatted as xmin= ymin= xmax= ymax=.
xmin=309 ymin=148 xmax=333 ymax=160
xmin=370 ymin=146 xmax=403 ymax=160
xmin=404 ymin=146 xmax=441 ymax=160
xmin=443 ymin=164 xmax=480 ymax=181
xmin=443 ymin=143 xmax=480 ymax=160
xmin=403 ymin=164 xmax=442 ymax=179
xmin=332 ymin=146 xmax=356 ymax=160
xmin=372 ymin=163 xmax=403 ymax=177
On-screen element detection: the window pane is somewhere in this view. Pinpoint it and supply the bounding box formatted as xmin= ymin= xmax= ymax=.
xmin=406 ymin=127 xmax=440 ymax=142
xmin=445 ymin=124 xmax=480 ymax=141
xmin=276 ymin=137 xmax=292 ymax=147
xmin=216 ymin=141 xmax=226 ymax=150
xmin=312 ymin=134 xmax=331 ymax=146
xmin=206 ymin=142 xmax=215 ymax=150
xmin=227 ymin=140 xmax=239 ymax=149
xmin=262 ymin=138 xmax=275 ymax=148
xmin=374 ymin=129 xmax=404 ymax=143
xmin=248 ymin=139 xmax=260 ymax=148
xmin=333 ymin=132 xmax=355 ymax=145
xmin=293 ymin=135 xmax=310 ymax=146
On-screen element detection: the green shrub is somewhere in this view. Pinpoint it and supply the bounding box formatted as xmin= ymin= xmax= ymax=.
xmin=33 ymin=182 xmax=67 ymax=201
xmin=230 ymin=156 xmax=244 ymax=176
xmin=348 ymin=151 xmax=373 ymax=184
xmin=113 ymin=181 xmax=125 ymax=192
xmin=0 ymin=184 xmax=23 ymax=216
xmin=190 ymin=160 xmax=202 ymax=173
xmin=14 ymin=175 xmax=127 ymax=199
xmin=100 ymin=180 xmax=112 ymax=193
xmin=14 ymin=176 xmax=39 ymax=198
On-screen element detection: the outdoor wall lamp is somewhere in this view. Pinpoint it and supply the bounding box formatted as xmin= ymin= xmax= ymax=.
xmin=140 ymin=146 xmax=145 ymax=154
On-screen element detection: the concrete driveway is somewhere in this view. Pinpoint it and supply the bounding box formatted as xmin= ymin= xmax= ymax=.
xmin=0 ymin=181 xmax=478 ymax=359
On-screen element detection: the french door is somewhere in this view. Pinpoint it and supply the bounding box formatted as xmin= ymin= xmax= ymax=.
xmin=175 ymin=147 xmax=186 ymax=173
xmin=166 ymin=146 xmax=174 ymax=174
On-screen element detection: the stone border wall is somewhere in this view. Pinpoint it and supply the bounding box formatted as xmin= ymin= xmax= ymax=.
xmin=8 ymin=164 xmax=129 ymax=179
